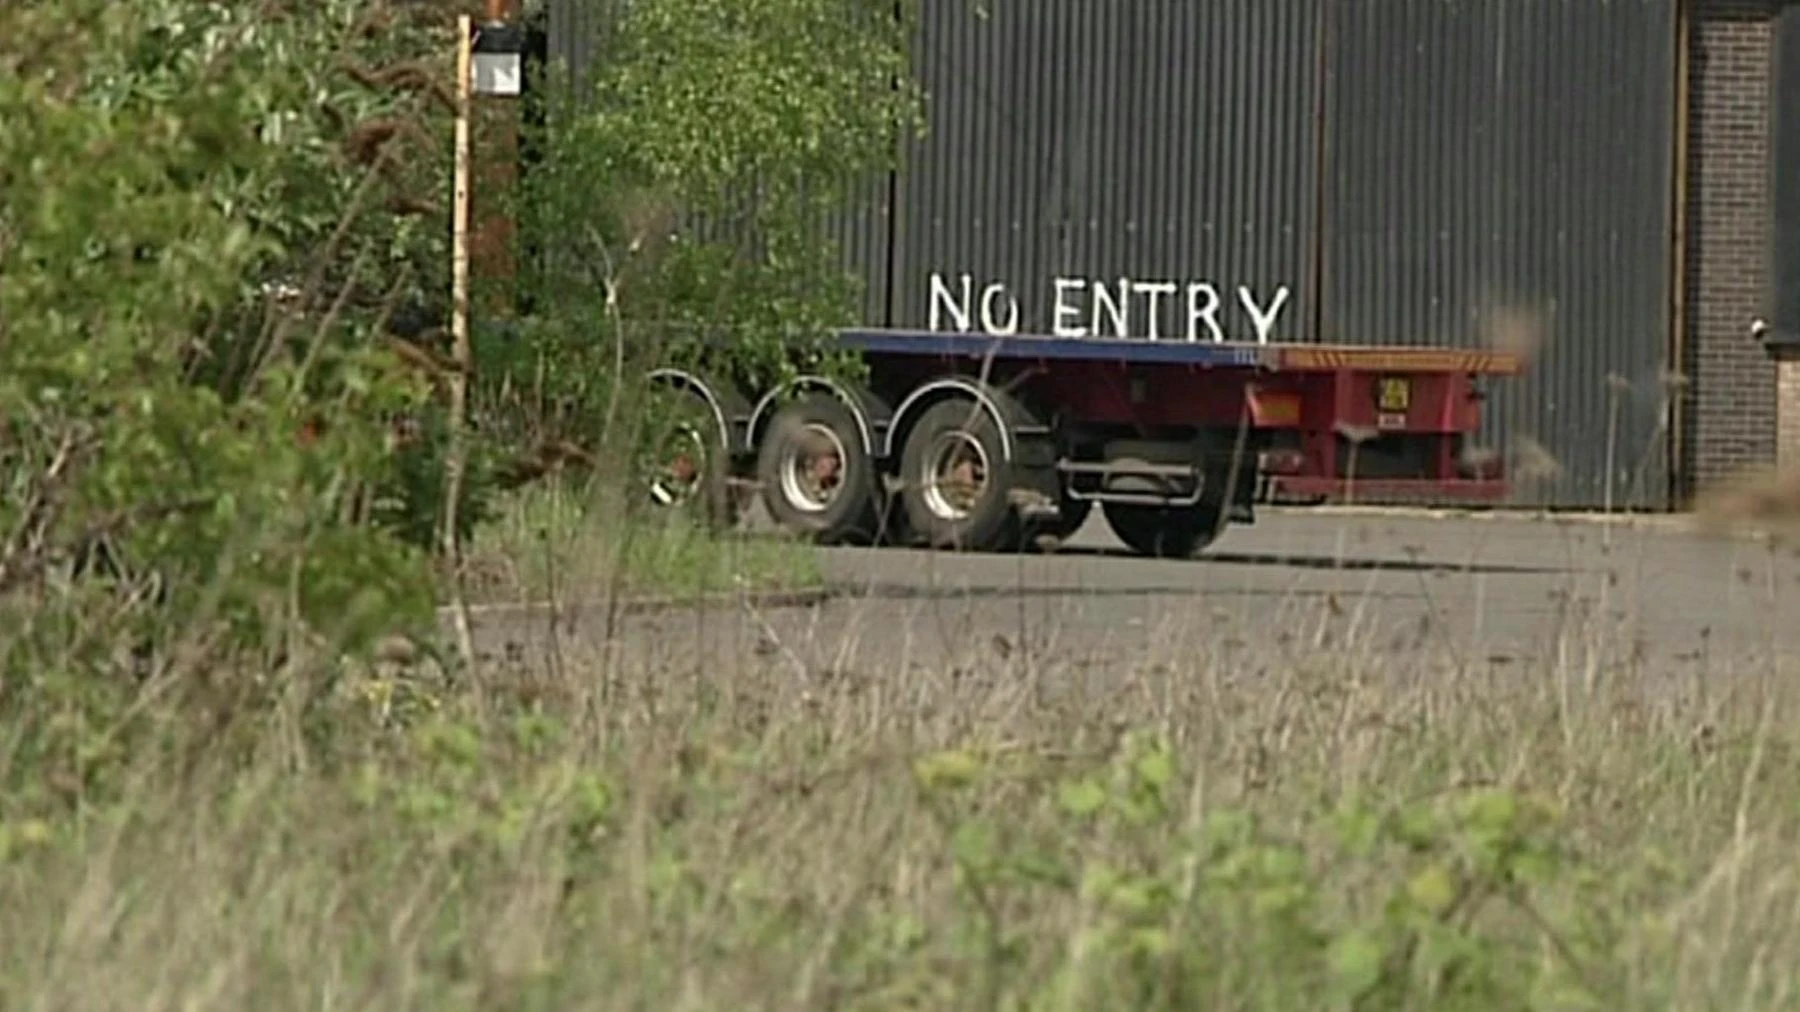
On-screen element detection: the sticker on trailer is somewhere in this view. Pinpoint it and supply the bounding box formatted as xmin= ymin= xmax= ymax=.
xmin=1376 ymin=377 xmax=1411 ymax=413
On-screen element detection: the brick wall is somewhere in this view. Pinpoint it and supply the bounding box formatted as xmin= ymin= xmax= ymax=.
xmin=1684 ymin=0 xmax=1778 ymax=501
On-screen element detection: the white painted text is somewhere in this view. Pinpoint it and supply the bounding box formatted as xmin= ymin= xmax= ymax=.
xmin=928 ymin=272 xmax=1291 ymax=344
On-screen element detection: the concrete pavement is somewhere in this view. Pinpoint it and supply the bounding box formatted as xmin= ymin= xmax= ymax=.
xmin=464 ymin=507 xmax=1800 ymax=691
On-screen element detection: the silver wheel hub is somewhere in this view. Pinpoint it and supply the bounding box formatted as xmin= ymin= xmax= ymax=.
xmin=920 ymin=430 xmax=989 ymax=521
xmin=778 ymin=423 xmax=847 ymax=513
xmin=649 ymin=425 xmax=708 ymax=507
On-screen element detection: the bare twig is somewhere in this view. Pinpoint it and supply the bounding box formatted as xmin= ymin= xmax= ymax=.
xmin=249 ymin=156 xmax=391 ymax=388
xmin=0 ymin=428 xmax=92 ymax=595
xmin=581 ymin=223 xmax=631 ymax=449
xmin=341 ymin=58 xmax=459 ymax=116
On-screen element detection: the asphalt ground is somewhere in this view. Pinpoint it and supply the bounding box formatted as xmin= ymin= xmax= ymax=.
xmin=465 ymin=507 xmax=1800 ymax=693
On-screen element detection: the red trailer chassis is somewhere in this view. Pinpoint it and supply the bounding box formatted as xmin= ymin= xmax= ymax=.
xmin=650 ymin=328 xmax=1522 ymax=557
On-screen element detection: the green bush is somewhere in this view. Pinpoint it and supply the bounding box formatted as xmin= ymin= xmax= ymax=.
xmin=0 ymin=0 xmax=923 ymax=803
xmin=0 ymin=0 xmax=454 ymax=793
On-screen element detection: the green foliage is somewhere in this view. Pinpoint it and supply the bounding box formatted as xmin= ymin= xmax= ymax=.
xmin=495 ymin=0 xmax=923 ymax=457
xmin=905 ymin=735 xmax=1622 ymax=1011
xmin=0 ymin=0 xmax=905 ymax=820
xmin=0 ymin=0 xmax=452 ymax=792
xmin=464 ymin=481 xmax=824 ymax=604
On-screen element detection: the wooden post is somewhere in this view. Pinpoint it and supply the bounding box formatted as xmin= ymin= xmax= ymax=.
xmin=453 ymin=18 xmax=472 ymax=354
xmin=444 ymin=14 xmax=477 ymax=666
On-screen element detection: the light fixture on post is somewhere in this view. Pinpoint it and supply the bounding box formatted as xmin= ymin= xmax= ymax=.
xmin=471 ymin=6 xmax=524 ymax=98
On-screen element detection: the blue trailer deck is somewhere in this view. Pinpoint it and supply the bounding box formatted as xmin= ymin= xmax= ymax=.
xmin=836 ymin=328 xmax=1274 ymax=369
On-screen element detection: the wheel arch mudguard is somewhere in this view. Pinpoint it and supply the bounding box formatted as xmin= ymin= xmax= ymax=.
xmin=747 ymin=375 xmax=893 ymax=458
xmin=884 ymin=377 xmax=1050 ymax=463
xmin=646 ymin=367 xmax=754 ymax=456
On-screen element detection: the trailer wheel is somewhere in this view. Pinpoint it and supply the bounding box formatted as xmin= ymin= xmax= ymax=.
xmin=756 ymin=393 xmax=881 ymax=544
xmin=1102 ymin=502 xmax=1223 ymax=559
xmin=642 ymin=388 xmax=744 ymax=531
xmin=898 ymin=398 xmax=1019 ymax=551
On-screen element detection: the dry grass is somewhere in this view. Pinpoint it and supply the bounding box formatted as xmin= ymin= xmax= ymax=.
xmin=1480 ymin=302 xmax=1550 ymax=366
xmin=1695 ymin=465 xmax=1800 ymax=546
xmin=4 ymin=564 xmax=1800 ymax=1011
xmin=462 ymin=482 xmax=824 ymax=605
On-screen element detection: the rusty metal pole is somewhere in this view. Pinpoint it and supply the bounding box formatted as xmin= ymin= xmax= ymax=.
xmin=470 ymin=0 xmax=520 ymax=319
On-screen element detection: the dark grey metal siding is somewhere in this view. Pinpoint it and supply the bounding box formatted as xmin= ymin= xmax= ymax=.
xmin=829 ymin=173 xmax=896 ymax=327
xmin=1324 ymin=0 xmax=1679 ymax=508
xmin=1771 ymin=4 xmax=1800 ymax=342
xmin=544 ymin=0 xmax=604 ymax=95
xmin=888 ymin=0 xmax=1321 ymax=343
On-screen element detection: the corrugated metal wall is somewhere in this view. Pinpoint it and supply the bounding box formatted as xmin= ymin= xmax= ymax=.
xmin=829 ymin=173 xmax=897 ymax=328
xmin=544 ymin=0 xmax=612 ymax=96
xmin=1323 ymin=0 xmax=1678 ymax=508
xmin=541 ymin=0 xmax=1682 ymax=508
xmin=889 ymin=0 xmax=1320 ymax=345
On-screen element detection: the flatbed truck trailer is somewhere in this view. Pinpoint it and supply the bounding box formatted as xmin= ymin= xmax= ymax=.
xmin=647 ymin=328 xmax=1523 ymax=557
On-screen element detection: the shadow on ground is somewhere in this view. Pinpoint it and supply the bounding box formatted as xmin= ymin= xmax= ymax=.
xmin=868 ymin=542 xmax=1561 ymax=576
xmin=825 ymin=581 xmax=1432 ymax=604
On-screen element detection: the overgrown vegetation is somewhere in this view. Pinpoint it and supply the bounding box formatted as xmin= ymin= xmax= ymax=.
xmin=4 ymin=605 xmax=1800 ymax=1010
xmin=0 ymin=0 xmax=906 ymax=700
xmin=504 ymin=0 xmax=920 ymax=406
xmin=465 ymin=481 xmax=824 ymax=603
xmin=11 ymin=1 xmax=1798 ymax=1009
xmin=0 ymin=0 xmax=907 ymax=882
xmin=1 ymin=0 xmax=451 ymax=789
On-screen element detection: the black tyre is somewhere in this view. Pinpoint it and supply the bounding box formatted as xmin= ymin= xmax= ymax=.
xmin=898 ymin=398 xmax=1020 ymax=552
xmin=1102 ymin=501 xmax=1224 ymax=559
xmin=756 ymin=393 xmax=882 ymax=544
